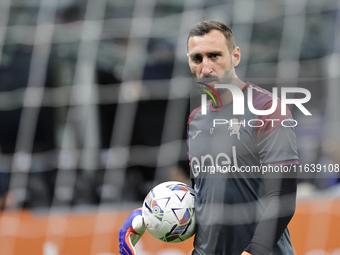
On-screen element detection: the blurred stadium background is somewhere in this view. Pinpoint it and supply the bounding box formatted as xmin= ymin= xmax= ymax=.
xmin=0 ymin=0 xmax=340 ymax=254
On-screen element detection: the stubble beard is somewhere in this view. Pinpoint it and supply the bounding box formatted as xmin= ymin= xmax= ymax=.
xmin=194 ymin=67 xmax=235 ymax=96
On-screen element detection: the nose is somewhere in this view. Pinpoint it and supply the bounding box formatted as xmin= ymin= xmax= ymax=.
xmin=201 ymin=57 xmax=212 ymax=76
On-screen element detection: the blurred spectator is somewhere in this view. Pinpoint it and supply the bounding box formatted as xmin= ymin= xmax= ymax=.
xmin=143 ymin=41 xmax=175 ymax=80
xmin=169 ymin=160 xmax=191 ymax=186
xmin=0 ymin=45 xmax=56 ymax=209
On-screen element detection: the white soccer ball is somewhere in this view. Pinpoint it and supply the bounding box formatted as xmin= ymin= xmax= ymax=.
xmin=142 ymin=181 xmax=196 ymax=243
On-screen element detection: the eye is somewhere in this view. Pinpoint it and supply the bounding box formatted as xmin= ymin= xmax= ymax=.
xmin=191 ymin=55 xmax=202 ymax=63
xmin=210 ymin=53 xmax=220 ymax=59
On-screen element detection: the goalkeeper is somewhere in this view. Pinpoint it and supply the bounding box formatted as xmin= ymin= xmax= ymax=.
xmin=119 ymin=20 xmax=298 ymax=255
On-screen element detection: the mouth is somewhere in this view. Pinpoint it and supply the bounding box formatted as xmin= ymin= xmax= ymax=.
xmin=205 ymin=80 xmax=219 ymax=87
xmin=196 ymin=78 xmax=220 ymax=87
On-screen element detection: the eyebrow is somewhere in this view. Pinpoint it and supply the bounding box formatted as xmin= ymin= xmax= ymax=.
xmin=208 ymin=51 xmax=223 ymax=55
xmin=189 ymin=51 xmax=223 ymax=58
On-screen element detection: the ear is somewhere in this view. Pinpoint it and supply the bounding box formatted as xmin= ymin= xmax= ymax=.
xmin=232 ymin=47 xmax=241 ymax=67
xmin=187 ymin=53 xmax=190 ymax=65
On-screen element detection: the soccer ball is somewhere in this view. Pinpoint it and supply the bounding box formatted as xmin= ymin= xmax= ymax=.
xmin=142 ymin=181 xmax=196 ymax=243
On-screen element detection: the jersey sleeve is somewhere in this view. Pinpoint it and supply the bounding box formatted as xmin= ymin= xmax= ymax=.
xmin=187 ymin=107 xmax=202 ymax=188
xmin=245 ymin=101 xmax=298 ymax=255
xmin=244 ymin=178 xmax=297 ymax=255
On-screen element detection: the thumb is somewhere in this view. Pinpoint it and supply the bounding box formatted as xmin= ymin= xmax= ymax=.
xmin=130 ymin=215 xmax=146 ymax=246
xmin=132 ymin=215 xmax=146 ymax=234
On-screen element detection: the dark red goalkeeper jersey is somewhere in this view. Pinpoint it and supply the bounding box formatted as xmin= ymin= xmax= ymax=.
xmin=188 ymin=83 xmax=299 ymax=255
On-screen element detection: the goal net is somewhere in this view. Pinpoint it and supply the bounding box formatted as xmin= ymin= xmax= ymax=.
xmin=0 ymin=0 xmax=339 ymax=254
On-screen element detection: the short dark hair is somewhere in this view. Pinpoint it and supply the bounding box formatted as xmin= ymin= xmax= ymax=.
xmin=187 ymin=21 xmax=236 ymax=52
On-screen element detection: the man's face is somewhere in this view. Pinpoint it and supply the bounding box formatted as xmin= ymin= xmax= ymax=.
xmin=187 ymin=30 xmax=240 ymax=85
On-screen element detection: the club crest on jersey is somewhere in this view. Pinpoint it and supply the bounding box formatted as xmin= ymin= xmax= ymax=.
xmin=228 ymin=118 xmax=244 ymax=140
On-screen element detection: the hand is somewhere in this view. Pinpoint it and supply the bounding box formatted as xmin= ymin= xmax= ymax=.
xmin=119 ymin=208 xmax=146 ymax=255
xmin=241 ymin=252 xmax=252 ymax=255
